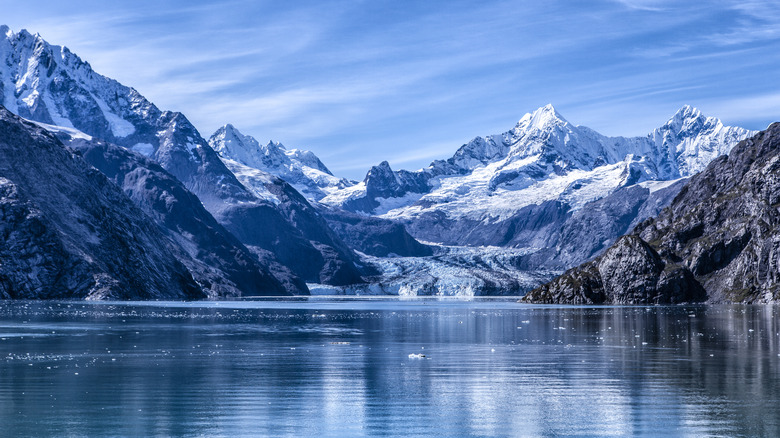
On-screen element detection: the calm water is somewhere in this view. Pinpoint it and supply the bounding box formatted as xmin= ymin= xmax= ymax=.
xmin=0 ymin=299 xmax=779 ymax=437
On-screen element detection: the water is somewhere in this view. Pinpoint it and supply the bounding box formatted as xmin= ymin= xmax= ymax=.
xmin=0 ymin=299 xmax=778 ymax=437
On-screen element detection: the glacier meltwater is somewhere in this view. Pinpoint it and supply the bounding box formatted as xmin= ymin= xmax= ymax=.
xmin=0 ymin=299 xmax=778 ymax=437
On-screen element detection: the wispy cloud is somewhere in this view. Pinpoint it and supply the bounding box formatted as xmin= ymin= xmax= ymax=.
xmin=611 ymin=0 xmax=671 ymax=11
xmin=699 ymin=92 xmax=780 ymax=127
xmin=4 ymin=0 xmax=780 ymax=179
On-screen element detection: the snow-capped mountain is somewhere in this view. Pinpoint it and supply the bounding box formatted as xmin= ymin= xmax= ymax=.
xmin=524 ymin=121 xmax=780 ymax=304
xmin=40 ymin=122 xmax=304 ymax=297
xmin=320 ymin=105 xmax=754 ymax=245
xmin=0 ymin=26 xmax=163 ymax=157
xmin=208 ymin=124 xmax=353 ymax=200
xmin=0 ymin=25 xmax=763 ymax=298
xmin=0 ymin=107 xmax=204 ymax=300
xmin=324 ymin=104 xmax=752 ymax=217
xmin=0 ymin=26 xmax=365 ymax=288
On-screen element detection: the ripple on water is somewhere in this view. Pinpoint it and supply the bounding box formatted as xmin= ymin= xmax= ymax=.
xmin=0 ymin=300 xmax=778 ymax=437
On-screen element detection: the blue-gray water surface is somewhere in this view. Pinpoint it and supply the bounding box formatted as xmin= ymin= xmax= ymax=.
xmin=0 ymin=298 xmax=778 ymax=437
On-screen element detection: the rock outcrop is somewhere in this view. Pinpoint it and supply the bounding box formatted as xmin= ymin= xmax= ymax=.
xmin=0 ymin=107 xmax=203 ymax=300
xmin=525 ymin=123 xmax=780 ymax=304
xmin=56 ymin=133 xmax=304 ymax=296
xmin=318 ymin=205 xmax=433 ymax=258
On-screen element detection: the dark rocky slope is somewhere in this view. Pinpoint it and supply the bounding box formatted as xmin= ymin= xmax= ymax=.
xmin=519 ymin=180 xmax=687 ymax=270
xmin=241 ymin=174 xmax=369 ymax=285
xmin=0 ymin=28 xmax=363 ymax=287
xmin=60 ymin=135 xmax=304 ymax=296
xmin=0 ymin=107 xmax=203 ymax=300
xmin=318 ymin=205 xmax=433 ymax=257
xmin=524 ymin=123 xmax=780 ymax=304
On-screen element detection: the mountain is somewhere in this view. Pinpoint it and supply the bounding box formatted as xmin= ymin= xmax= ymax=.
xmin=208 ymin=124 xmax=353 ymax=201
xmin=40 ymin=123 xmax=304 ymax=296
xmin=524 ymin=123 xmax=780 ymax=304
xmin=317 ymin=205 xmax=433 ymax=258
xmin=309 ymin=104 xmax=754 ymax=271
xmin=208 ymin=101 xmax=755 ymax=294
xmin=0 ymin=107 xmax=205 ymax=299
xmin=323 ymin=104 xmax=752 ymax=223
xmin=0 ymin=26 xmax=364 ymax=287
xmin=0 ymin=25 xmax=763 ymax=298
xmin=208 ymin=124 xmax=434 ymax=259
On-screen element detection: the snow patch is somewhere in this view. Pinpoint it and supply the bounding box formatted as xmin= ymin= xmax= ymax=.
xmin=131 ymin=143 xmax=155 ymax=157
xmin=638 ymin=177 xmax=687 ymax=193
xmin=30 ymin=120 xmax=93 ymax=141
xmin=40 ymin=92 xmax=75 ymax=129
xmin=91 ymin=95 xmax=135 ymax=137
xmin=219 ymin=158 xmax=281 ymax=205
xmin=373 ymin=192 xmax=426 ymax=216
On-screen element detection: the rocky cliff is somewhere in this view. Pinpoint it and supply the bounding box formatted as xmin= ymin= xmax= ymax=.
xmin=0 ymin=27 xmax=363 ymax=287
xmin=0 ymin=107 xmax=204 ymax=299
xmin=524 ymin=123 xmax=780 ymax=304
xmin=46 ymin=129 xmax=304 ymax=296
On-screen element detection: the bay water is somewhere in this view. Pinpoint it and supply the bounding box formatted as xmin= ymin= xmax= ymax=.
xmin=0 ymin=299 xmax=778 ymax=437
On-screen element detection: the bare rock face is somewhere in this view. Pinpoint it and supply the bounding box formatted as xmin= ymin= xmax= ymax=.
xmin=0 ymin=107 xmax=203 ymax=300
xmin=597 ymin=235 xmax=664 ymax=301
xmin=526 ymin=123 xmax=780 ymax=304
xmin=525 ymin=235 xmax=705 ymax=304
xmin=318 ymin=205 xmax=433 ymax=258
xmin=62 ymin=136 xmax=304 ymax=296
xmin=0 ymin=28 xmax=364 ymax=289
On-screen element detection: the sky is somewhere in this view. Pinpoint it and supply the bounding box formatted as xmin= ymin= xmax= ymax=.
xmin=4 ymin=0 xmax=780 ymax=179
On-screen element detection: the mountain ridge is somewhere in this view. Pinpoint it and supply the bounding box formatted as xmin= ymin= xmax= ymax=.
xmin=319 ymin=104 xmax=754 ymax=220
xmin=524 ymin=122 xmax=780 ymax=304
xmin=0 ymin=26 xmax=366 ymax=288
xmin=0 ymin=106 xmax=204 ymax=299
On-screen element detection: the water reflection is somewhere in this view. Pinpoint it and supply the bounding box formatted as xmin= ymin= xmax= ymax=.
xmin=0 ymin=301 xmax=778 ymax=436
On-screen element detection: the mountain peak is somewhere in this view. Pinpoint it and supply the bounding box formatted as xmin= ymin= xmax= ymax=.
xmin=659 ymin=105 xmax=709 ymax=136
xmin=267 ymin=140 xmax=286 ymax=151
xmin=516 ymin=103 xmax=569 ymax=132
xmin=216 ymin=123 xmax=245 ymax=141
xmin=673 ymin=105 xmax=703 ymax=120
xmin=209 ymin=124 xmax=261 ymax=161
xmin=11 ymin=28 xmax=40 ymax=44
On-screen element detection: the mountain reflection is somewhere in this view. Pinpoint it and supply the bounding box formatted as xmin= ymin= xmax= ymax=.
xmin=0 ymin=301 xmax=777 ymax=436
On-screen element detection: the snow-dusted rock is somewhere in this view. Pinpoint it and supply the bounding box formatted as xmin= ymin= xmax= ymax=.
xmin=43 ymin=125 xmax=304 ymax=297
xmin=0 ymin=107 xmax=203 ymax=300
xmin=208 ymin=124 xmax=353 ymax=201
xmin=0 ymin=27 xmax=364 ymax=288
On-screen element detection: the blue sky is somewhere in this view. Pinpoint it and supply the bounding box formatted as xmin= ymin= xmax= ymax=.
xmin=5 ymin=0 xmax=780 ymax=179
